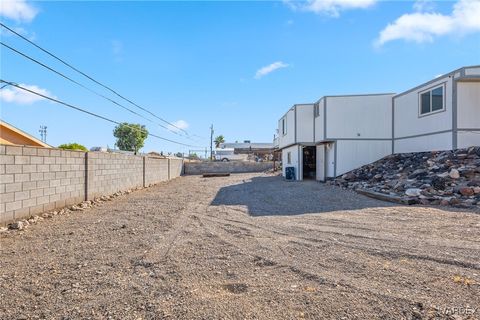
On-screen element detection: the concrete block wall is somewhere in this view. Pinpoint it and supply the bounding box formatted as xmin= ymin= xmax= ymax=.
xmin=1 ymin=145 xmax=85 ymax=225
xmin=86 ymin=152 xmax=144 ymax=199
xmin=184 ymin=161 xmax=273 ymax=175
xmin=144 ymin=157 xmax=169 ymax=186
xmin=0 ymin=145 xmax=184 ymax=226
xmin=169 ymin=159 xmax=184 ymax=178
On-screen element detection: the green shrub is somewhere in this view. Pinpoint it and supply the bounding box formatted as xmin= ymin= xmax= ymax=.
xmin=58 ymin=143 xmax=88 ymax=151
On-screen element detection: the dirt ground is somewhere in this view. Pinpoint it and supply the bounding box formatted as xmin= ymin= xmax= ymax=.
xmin=1 ymin=173 xmax=479 ymax=320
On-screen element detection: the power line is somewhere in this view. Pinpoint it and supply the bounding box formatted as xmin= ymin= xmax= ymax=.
xmin=0 ymin=21 xmax=198 ymax=137
xmin=0 ymin=41 xmax=197 ymax=140
xmin=0 ymin=80 xmax=205 ymax=148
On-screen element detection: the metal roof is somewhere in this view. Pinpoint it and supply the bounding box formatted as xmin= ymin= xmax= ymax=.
xmin=219 ymin=142 xmax=274 ymax=149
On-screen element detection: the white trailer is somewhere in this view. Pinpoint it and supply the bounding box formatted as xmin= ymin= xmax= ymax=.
xmin=314 ymin=94 xmax=394 ymax=181
xmin=393 ymin=66 xmax=480 ymax=153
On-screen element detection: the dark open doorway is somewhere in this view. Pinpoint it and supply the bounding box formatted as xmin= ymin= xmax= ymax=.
xmin=303 ymin=146 xmax=316 ymax=180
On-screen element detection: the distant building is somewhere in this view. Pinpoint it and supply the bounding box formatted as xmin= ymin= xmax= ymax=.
xmin=0 ymin=120 xmax=51 ymax=148
xmin=90 ymin=146 xmax=107 ymax=152
xmin=219 ymin=141 xmax=275 ymax=160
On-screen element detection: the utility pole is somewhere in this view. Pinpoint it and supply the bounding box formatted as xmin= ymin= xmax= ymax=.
xmin=39 ymin=125 xmax=47 ymax=143
xmin=210 ymin=124 xmax=214 ymax=161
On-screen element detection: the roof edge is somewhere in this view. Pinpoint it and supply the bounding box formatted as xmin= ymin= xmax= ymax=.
xmin=0 ymin=120 xmax=52 ymax=148
xmin=393 ymin=65 xmax=480 ymax=99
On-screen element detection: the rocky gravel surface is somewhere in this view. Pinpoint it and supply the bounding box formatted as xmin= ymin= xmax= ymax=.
xmin=1 ymin=173 xmax=479 ymax=319
xmin=330 ymin=147 xmax=480 ymax=208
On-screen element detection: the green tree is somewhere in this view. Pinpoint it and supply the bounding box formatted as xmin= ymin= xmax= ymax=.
xmin=214 ymin=135 xmax=225 ymax=148
xmin=113 ymin=123 xmax=148 ymax=154
xmin=58 ymin=143 xmax=88 ymax=151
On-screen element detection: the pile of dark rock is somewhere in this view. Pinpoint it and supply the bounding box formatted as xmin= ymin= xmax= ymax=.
xmin=329 ymin=147 xmax=480 ymax=208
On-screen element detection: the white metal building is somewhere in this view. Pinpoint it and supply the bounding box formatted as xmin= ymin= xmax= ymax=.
xmin=276 ymin=65 xmax=479 ymax=182
xmin=393 ymin=66 xmax=480 ymax=153
xmin=314 ymin=94 xmax=394 ymax=181
xmin=277 ymin=95 xmax=394 ymax=181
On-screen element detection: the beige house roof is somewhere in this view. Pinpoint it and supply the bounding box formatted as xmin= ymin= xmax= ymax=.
xmin=0 ymin=120 xmax=51 ymax=148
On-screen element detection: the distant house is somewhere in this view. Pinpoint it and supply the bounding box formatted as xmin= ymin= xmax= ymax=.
xmin=393 ymin=65 xmax=480 ymax=153
xmin=0 ymin=120 xmax=51 ymax=148
xmin=219 ymin=141 xmax=275 ymax=159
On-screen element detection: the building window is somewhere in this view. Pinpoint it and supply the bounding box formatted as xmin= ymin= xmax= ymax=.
xmin=287 ymin=152 xmax=291 ymax=164
xmin=282 ymin=117 xmax=287 ymax=135
xmin=314 ymin=103 xmax=320 ymax=117
xmin=419 ymin=85 xmax=445 ymax=116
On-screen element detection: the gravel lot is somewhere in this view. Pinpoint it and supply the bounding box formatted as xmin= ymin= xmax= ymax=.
xmin=1 ymin=173 xmax=479 ymax=319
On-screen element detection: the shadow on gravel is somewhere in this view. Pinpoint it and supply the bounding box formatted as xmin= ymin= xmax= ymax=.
xmin=210 ymin=175 xmax=395 ymax=216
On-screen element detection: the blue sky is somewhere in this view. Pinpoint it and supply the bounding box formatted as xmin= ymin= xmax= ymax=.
xmin=1 ymin=0 xmax=479 ymax=153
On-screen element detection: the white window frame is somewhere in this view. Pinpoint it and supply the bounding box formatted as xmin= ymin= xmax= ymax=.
xmin=282 ymin=117 xmax=287 ymax=136
xmin=418 ymin=83 xmax=446 ymax=118
xmin=287 ymin=152 xmax=291 ymax=164
xmin=314 ymin=103 xmax=320 ymax=118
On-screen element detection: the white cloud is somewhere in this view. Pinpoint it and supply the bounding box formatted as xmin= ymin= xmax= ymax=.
xmin=413 ymin=0 xmax=435 ymax=13
xmin=0 ymin=83 xmax=54 ymax=105
xmin=285 ymin=0 xmax=376 ymax=17
xmin=0 ymin=0 xmax=38 ymax=22
xmin=375 ymin=0 xmax=480 ymax=46
xmin=254 ymin=61 xmax=289 ymax=79
xmin=168 ymin=120 xmax=189 ymax=132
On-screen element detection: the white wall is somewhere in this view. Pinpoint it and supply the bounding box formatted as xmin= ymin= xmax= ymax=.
xmin=457 ymin=81 xmax=480 ymax=129
xmin=278 ymin=104 xmax=315 ymax=149
xmin=314 ymin=98 xmax=324 ymax=142
xmin=457 ymin=81 xmax=480 ymax=148
xmin=316 ymin=144 xmax=325 ymax=181
xmin=335 ymin=140 xmax=391 ymax=176
xmin=394 ymin=77 xmax=453 ymax=139
xmin=277 ymin=108 xmax=296 ymax=149
xmin=316 ymin=143 xmax=339 ymax=181
xmin=325 ymin=143 xmax=335 ymax=178
xmin=325 ymin=95 xmax=393 ymax=139
xmin=457 ymin=80 xmax=480 ymax=149
xmin=296 ymin=104 xmax=315 ymax=143
xmin=395 ymin=132 xmax=452 ymax=153
xmin=282 ymin=145 xmax=301 ymax=180
xmin=312 ymin=95 xmax=393 ymax=177
xmin=457 ymin=131 xmax=480 ymax=149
